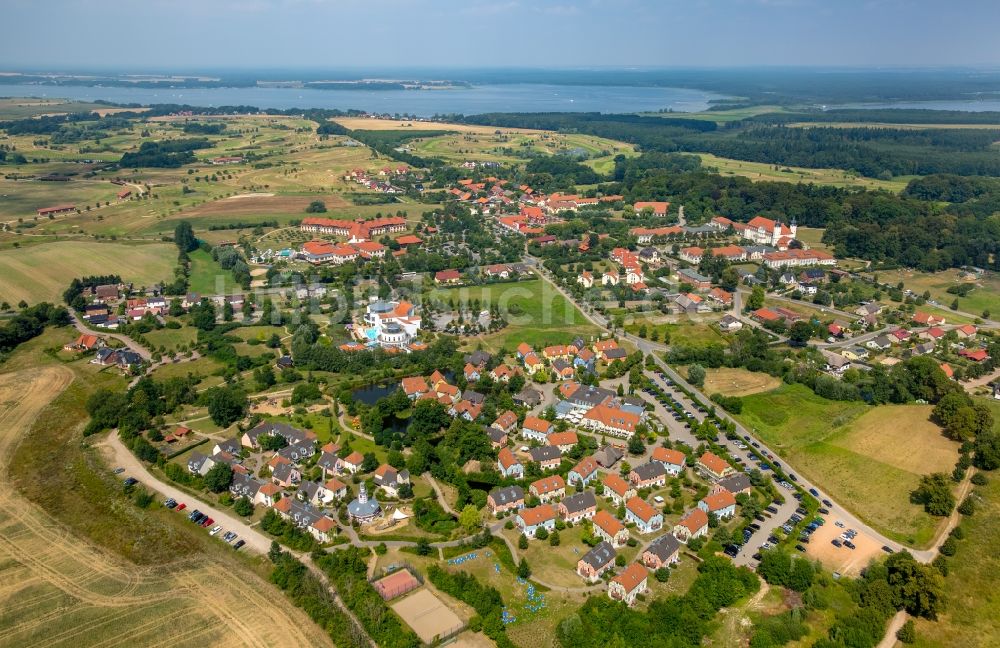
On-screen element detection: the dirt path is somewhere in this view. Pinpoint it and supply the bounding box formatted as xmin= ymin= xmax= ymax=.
xmin=877 ymin=610 xmax=907 ymax=648
xmin=0 ymin=366 xmax=333 ymax=647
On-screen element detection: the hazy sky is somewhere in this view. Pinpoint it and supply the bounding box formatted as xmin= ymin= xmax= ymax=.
xmin=3 ymin=0 xmax=999 ymax=70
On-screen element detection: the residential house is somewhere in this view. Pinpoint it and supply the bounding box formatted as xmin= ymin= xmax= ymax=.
xmin=696 ymin=452 xmax=734 ymax=481
xmin=255 ymin=483 xmax=282 ymax=507
xmin=714 ymin=473 xmax=753 ymax=496
xmin=642 ymin=534 xmax=682 ymax=570
xmin=342 ymin=451 xmax=365 ymax=474
xmin=594 ymin=445 xmax=624 ymax=468
xmin=592 ymin=339 xmax=621 ymax=360
xmin=551 ymin=358 xmax=576 ymax=381
xmin=651 ymin=447 xmax=686 ymax=475
xmin=490 ymin=363 xmax=520 ymax=382
xmin=577 ymin=541 xmax=617 ymax=583
xmin=568 ymin=456 xmax=600 ymax=487
xmin=486 ymin=426 xmax=508 ymax=449
xmin=698 ymin=490 xmax=737 ymax=520
xmin=373 ymin=465 xmax=410 ymax=497
xmin=822 ymin=350 xmax=851 ymax=375
xmin=676 ymin=268 xmax=712 ymax=290
xmin=435 ymin=269 xmax=462 ymax=284
xmin=498 ymin=447 xmax=524 ymax=478
xmin=187 ymin=452 xmax=215 ymax=476
xmin=718 ymin=314 xmax=744 ymax=333
xmin=608 ymin=563 xmax=649 ymax=607
xmin=558 ymin=491 xmax=597 ymax=524
xmin=529 ymin=475 xmax=567 ymax=503
xmin=493 ymin=410 xmax=519 ymax=435
xmin=580 ymin=405 xmax=640 ymax=438
xmin=592 ymin=510 xmax=630 ymax=548
xmin=529 ymin=445 xmax=563 ymax=471
xmin=577 ymin=271 xmax=594 ymax=289
xmin=317 ymin=452 xmax=342 ymax=478
xmin=912 ymin=311 xmax=945 ymax=327
xmin=626 ymin=496 xmax=663 ymax=534
xmin=673 ymin=508 xmax=709 ymax=543
xmin=633 ymin=201 xmax=669 ymax=217
xmin=402 ymin=376 xmax=429 ymax=399
xmin=547 ymin=431 xmax=579 ymax=452
xmin=230 ymin=473 xmax=264 ymax=502
xmin=514 ymin=387 xmax=543 ymax=408
xmin=271 ymin=463 xmax=301 ymax=488
xmin=522 ymin=416 xmax=554 ymax=442
xmin=955 ymin=324 xmax=978 ymax=339
xmin=602 ymin=474 xmax=637 ymax=506
xmin=516 ymin=504 xmax=557 ymax=538
xmin=242 ymin=421 xmax=313 ymax=451
xmin=629 ymin=462 xmax=669 ymax=490
xmin=488 ymin=485 xmax=525 ymax=515
xmin=867 ymin=335 xmax=892 ymax=351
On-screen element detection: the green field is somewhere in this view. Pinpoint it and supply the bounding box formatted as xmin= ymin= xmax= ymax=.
xmin=428 ymin=278 xmax=600 ymax=351
xmin=738 ymin=384 xmax=958 ymax=546
xmin=0 ymin=241 xmax=176 ymax=305
xmin=867 ymin=268 xmax=1000 ymax=319
xmin=912 ymin=464 xmax=1000 ymax=647
xmin=187 ymin=248 xmax=235 ymax=295
xmin=697 ymin=153 xmax=912 ymax=193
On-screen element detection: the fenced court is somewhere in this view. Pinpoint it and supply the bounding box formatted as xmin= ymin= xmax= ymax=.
xmin=373 ymin=567 xmax=422 ymax=601
xmin=391 ymin=588 xmax=465 ymax=644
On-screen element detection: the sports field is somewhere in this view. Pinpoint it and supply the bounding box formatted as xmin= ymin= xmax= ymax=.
xmin=738 ymin=384 xmax=958 ymax=546
xmin=0 ymin=241 xmax=176 ymax=305
xmin=391 ymin=588 xmax=464 ymax=644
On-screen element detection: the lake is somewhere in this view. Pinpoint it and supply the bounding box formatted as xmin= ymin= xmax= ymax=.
xmin=0 ymin=83 xmax=725 ymax=116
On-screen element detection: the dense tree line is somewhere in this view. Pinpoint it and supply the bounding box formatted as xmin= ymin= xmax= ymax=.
xmin=267 ymin=546 xmax=368 ymax=648
xmin=180 ymin=122 xmax=226 ymax=135
xmin=314 ymin=547 xmax=421 ymax=648
xmin=119 ymin=138 xmax=211 ymax=168
xmin=0 ymin=302 xmax=70 ymax=354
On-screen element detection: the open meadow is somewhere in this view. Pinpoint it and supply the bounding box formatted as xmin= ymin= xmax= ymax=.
xmin=703 ymin=367 xmax=781 ymax=397
xmin=738 ymin=384 xmax=958 ymax=546
xmin=0 ymin=330 xmax=333 ymax=648
xmin=865 ymin=267 xmax=1000 ymax=319
xmin=0 ymin=241 xmax=176 ymax=305
xmin=697 ymin=153 xmax=911 ymax=192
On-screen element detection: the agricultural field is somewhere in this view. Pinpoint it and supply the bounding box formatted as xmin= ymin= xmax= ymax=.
xmin=0 ymin=241 xmax=176 ymax=305
xmin=702 ymin=367 xmax=781 ymax=397
xmin=0 ymin=329 xmax=334 ymax=648
xmin=697 ymin=153 xmax=912 ymax=193
xmin=427 ymin=279 xmax=600 ymax=351
xmin=625 ymin=316 xmax=725 ymax=347
xmin=738 ymin=384 xmax=958 ymax=546
xmin=186 ymin=248 xmax=236 ymax=295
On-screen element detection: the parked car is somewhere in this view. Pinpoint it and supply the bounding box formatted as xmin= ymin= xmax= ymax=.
xmin=795 ymin=544 xmax=806 ymax=552
xmin=123 ymin=477 xmax=138 ymax=487
xmin=844 ymin=541 xmax=856 ymax=550
xmin=209 ymin=525 xmax=223 ymax=536
xmin=765 ymin=505 xmax=778 ymax=514
xmin=818 ymin=507 xmax=830 ymax=515
xmin=822 ymin=499 xmax=833 ymax=507
xmin=113 ymin=467 xmax=125 ymax=475
xmin=881 ymin=545 xmax=894 ymax=554
xmin=831 ymin=539 xmax=843 ymax=548
xmin=233 ymin=540 xmax=246 ymax=550
xmin=176 ymin=502 xmax=186 ymax=511
xmin=164 ymin=499 xmax=177 ymax=509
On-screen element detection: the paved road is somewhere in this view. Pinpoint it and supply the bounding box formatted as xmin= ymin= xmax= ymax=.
xmin=530 ymin=262 xmax=917 ymax=563
xmin=71 ymin=312 xmax=151 ymax=361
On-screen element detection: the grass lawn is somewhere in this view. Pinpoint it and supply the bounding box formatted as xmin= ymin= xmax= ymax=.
xmin=912 ymin=472 xmax=1000 ymax=647
xmin=737 ymin=384 xmax=958 ymax=546
xmin=627 ymin=318 xmax=724 ymax=347
xmin=0 ymin=241 xmax=176 ymax=305
xmin=703 ymin=367 xmax=782 ymax=397
xmin=143 ymin=324 xmax=199 ymax=353
xmin=866 ymin=268 xmax=1000 ymax=320
xmin=428 ymin=279 xmax=600 ymax=352
xmin=187 ymin=248 xmax=236 ymax=295
xmin=150 ymin=356 xmax=225 ymax=382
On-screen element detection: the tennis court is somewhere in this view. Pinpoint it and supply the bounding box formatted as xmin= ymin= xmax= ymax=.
xmin=391 ymin=588 xmax=465 ymax=644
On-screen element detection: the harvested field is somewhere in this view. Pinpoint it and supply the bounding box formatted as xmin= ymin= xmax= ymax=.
xmin=0 ymin=365 xmax=333 ymax=648
xmin=0 ymin=241 xmax=176 ymax=305
xmin=391 ymin=588 xmax=465 ymax=644
xmin=703 ymin=368 xmax=781 ymax=397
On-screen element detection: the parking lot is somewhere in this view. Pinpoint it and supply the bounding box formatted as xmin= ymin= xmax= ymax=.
xmin=806 ymin=517 xmax=887 ymax=576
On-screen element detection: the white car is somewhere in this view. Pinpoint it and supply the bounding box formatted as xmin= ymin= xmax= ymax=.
xmin=209 ymin=525 xmax=223 ymax=536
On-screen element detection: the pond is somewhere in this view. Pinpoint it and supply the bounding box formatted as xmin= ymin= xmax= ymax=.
xmin=351 ymin=382 xmax=399 ymax=405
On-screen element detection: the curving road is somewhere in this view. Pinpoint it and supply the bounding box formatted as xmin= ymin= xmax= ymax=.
xmin=527 ymin=257 xmax=957 ymax=565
